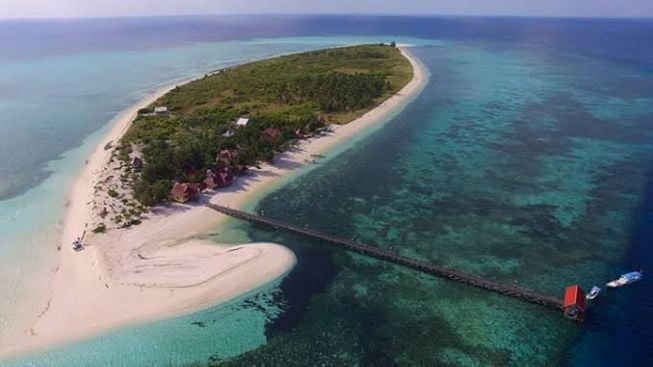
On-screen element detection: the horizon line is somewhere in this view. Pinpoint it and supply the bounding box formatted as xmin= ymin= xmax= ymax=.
xmin=1 ymin=12 xmax=653 ymax=22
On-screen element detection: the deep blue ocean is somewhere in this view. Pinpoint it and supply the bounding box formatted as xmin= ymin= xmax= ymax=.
xmin=1 ymin=15 xmax=652 ymax=366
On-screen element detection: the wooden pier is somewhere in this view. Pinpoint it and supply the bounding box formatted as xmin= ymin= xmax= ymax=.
xmin=206 ymin=204 xmax=566 ymax=313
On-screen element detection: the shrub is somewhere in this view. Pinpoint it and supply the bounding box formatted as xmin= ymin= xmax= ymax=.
xmin=92 ymin=223 xmax=106 ymax=234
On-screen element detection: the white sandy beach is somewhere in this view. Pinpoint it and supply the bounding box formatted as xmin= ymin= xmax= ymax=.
xmin=0 ymin=46 xmax=427 ymax=358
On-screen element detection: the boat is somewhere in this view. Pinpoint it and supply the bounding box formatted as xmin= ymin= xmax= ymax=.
xmin=586 ymin=286 xmax=601 ymax=300
xmin=606 ymin=271 xmax=643 ymax=288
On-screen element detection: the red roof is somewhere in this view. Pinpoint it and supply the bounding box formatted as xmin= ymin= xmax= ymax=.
xmin=170 ymin=182 xmax=188 ymax=197
xmin=563 ymin=285 xmax=585 ymax=311
xmin=188 ymin=182 xmax=205 ymax=192
xmin=203 ymin=167 xmax=234 ymax=189
xmin=217 ymin=167 xmax=234 ymax=185
xmin=170 ymin=182 xmax=200 ymax=200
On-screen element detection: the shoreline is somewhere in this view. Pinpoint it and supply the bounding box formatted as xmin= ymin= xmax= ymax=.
xmin=0 ymin=45 xmax=427 ymax=359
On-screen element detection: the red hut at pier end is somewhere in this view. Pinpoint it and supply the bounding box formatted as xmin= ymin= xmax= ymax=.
xmin=563 ymin=285 xmax=586 ymax=321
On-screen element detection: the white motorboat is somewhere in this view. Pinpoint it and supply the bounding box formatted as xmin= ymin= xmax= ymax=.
xmin=606 ymin=271 xmax=643 ymax=288
xmin=585 ymin=286 xmax=601 ymax=300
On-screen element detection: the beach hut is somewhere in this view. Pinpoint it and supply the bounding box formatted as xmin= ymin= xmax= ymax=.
xmin=563 ymin=285 xmax=586 ymax=320
xmin=235 ymin=117 xmax=249 ymax=127
xmin=203 ymin=167 xmax=234 ymax=189
xmin=189 ymin=182 xmax=206 ymax=193
xmin=203 ymin=169 xmax=221 ymax=189
xmin=169 ymin=182 xmax=199 ymax=203
xmin=216 ymin=167 xmax=235 ymax=187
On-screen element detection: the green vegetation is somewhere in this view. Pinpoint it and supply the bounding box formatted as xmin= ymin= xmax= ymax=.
xmin=122 ymin=44 xmax=412 ymax=205
xmin=92 ymin=223 xmax=106 ymax=234
xmin=279 ymin=73 xmax=387 ymax=112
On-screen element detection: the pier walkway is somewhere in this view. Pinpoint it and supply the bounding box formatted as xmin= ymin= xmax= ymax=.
xmin=206 ymin=204 xmax=565 ymax=312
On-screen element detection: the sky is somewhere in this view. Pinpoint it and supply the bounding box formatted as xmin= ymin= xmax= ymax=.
xmin=0 ymin=0 xmax=652 ymax=19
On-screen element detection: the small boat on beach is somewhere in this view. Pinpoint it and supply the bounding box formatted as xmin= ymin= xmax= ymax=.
xmin=606 ymin=271 xmax=643 ymax=288
xmin=586 ymin=286 xmax=601 ymax=300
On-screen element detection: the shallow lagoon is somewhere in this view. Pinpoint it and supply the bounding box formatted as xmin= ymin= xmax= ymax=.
xmin=2 ymin=16 xmax=653 ymax=367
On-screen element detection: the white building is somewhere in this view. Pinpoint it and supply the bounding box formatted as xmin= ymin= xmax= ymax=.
xmin=154 ymin=106 xmax=168 ymax=114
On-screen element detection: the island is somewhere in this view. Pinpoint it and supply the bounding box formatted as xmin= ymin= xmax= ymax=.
xmin=1 ymin=44 xmax=425 ymax=358
xmin=94 ymin=44 xmax=413 ymax=232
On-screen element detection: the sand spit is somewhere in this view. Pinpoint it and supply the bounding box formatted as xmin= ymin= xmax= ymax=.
xmin=0 ymin=46 xmax=427 ymax=358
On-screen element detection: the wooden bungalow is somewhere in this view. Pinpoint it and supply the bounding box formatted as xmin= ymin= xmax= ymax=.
xmin=203 ymin=167 xmax=235 ymax=189
xmin=190 ymin=182 xmax=206 ymax=192
xmin=203 ymin=169 xmax=220 ymax=189
xmin=218 ymin=167 xmax=234 ymax=187
xmin=170 ymin=182 xmax=200 ymax=203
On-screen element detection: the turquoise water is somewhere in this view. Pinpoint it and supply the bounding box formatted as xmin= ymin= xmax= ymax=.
xmin=0 ymin=33 xmax=424 ymax=366
xmin=3 ymin=16 xmax=653 ymax=367
xmin=0 ymin=36 xmax=324 ymax=340
xmin=219 ymin=44 xmax=653 ymax=365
